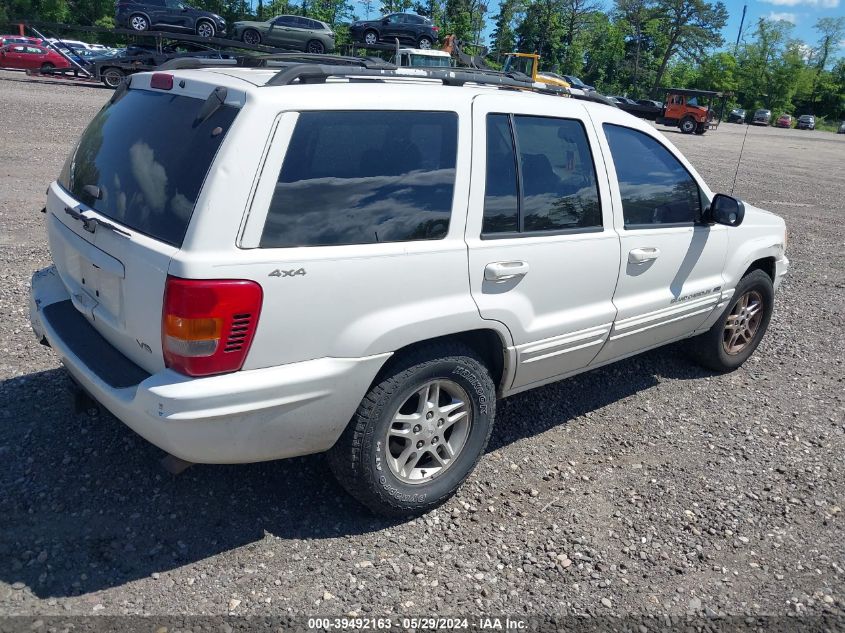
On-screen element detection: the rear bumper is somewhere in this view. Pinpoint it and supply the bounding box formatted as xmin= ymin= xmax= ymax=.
xmin=30 ymin=265 xmax=389 ymax=464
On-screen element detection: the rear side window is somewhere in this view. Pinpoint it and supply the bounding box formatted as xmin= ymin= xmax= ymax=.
xmin=602 ymin=124 xmax=701 ymax=227
xmin=482 ymin=114 xmax=602 ymax=236
xmin=58 ymin=89 xmax=238 ymax=246
xmin=260 ymin=111 xmax=458 ymax=248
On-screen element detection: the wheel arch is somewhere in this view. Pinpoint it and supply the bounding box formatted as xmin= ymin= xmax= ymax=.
xmin=742 ymin=256 xmax=776 ymax=282
xmin=129 ymin=11 xmax=152 ymax=24
xmin=370 ymin=328 xmax=511 ymax=394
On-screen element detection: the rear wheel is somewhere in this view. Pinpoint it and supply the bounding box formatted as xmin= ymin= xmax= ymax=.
xmin=327 ymin=344 xmax=496 ymax=517
xmin=242 ymin=28 xmax=261 ymax=45
xmin=363 ymin=30 xmax=378 ymax=46
xmin=694 ymin=124 xmax=707 ymax=135
xmin=40 ymin=62 xmax=55 ymax=73
xmin=306 ymin=39 xmax=325 ymax=54
xmin=680 ymin=117 xmax=697 ymax=134
xmin=686 ymin=269 xmax=774 ymax=372
xmin=101 ymin=67 xmax=125 ymax=89
xmin=417 ymin=35 xmax=433 ymax=49
xmin=129 ymin=14 xmax=149 ymax=31
xmin=196 ymin=20 xmax=215 ymax=38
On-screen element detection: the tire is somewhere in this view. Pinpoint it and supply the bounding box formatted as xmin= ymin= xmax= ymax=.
xmin=40 ymin=62 xmax=55 ymax=73
xmin=129 ymin=14 xmax=149 ymax=31
xmin=196 ymin=20 xmax=215 ymax=38
xmin=242 ymin=28 xmax=261 ymax=45
xmin=686 ymin=269 xmax=774 ymax=372
xmin=363 ymin=30 xmax=378 ymax=46
xmin=327 ymin=344 xmax=496 ymax=517
xmin=417 ymin=36 xmax=433 ymax=49
xmin=101 ymin=67 xmax=125 ymax=89
xmin=306 ymin=39 xmax=325 ymax=54
xmin=694 ymin=125 xmax=707 ymax=135
xmin=680 ymin=117 xmax=697 ymax=134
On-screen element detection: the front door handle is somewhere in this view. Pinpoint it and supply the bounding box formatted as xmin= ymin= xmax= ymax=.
xmin=485 ymin=260 xmax=529 ymax=281
xmin=628 ymin=247 xmax=661 ymax=264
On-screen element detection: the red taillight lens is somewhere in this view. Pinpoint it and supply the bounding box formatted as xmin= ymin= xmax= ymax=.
xmin=432 ymin=26 xmax=439 ymax=31
xmin=150 ymin=72 xmax=173 ymax=90
xmin=162 ymin=276 xmax=263 ymax=377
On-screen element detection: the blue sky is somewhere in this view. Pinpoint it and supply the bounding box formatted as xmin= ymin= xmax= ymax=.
xmin=721 ymin=0 xmax=845 ymax=50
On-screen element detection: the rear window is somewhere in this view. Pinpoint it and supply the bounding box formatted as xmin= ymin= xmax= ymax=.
xmin=58 ymin=88 xmax=238 ymax=246
xmin=260 ymin=111 xmax=458 ymax=248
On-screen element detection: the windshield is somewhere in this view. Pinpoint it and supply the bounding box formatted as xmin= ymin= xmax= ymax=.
xmin=410 ymin=54 xmax=451 ymax=67
xmin=58 ymin=89 xmax=238 ymax=246
xmin=503 ymin=56 xmax=534 ymax=77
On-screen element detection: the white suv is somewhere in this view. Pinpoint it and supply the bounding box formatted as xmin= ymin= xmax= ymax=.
xmin=29 ymin=62 xmax=788 ymax=516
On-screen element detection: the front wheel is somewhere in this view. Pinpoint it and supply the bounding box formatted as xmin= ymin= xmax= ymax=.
xmin=40 ymin=62 xmax=55 ymax=73
xmin=417 ymin=36 xmax=433 ymax=49
xmin=328 ymin=345 xmax=496 ymax=517
xmin=363 ymin=30 xmax=378 ymax=46
xmin=686 ymin=269 xmax=774 ymax=372
xmin=196 ymin=20 xmax=215 ymax=38
xmin=241 ymin=28 xmax=261 ymax=45
xmin=680 ymin=117 xmax=697 ymax=134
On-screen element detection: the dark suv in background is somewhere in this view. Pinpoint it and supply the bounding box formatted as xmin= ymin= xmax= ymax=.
xmin=350 ymin=13 xmax=439 ymax=49
xmin=115 ymin=0 xmax=227 ymax=37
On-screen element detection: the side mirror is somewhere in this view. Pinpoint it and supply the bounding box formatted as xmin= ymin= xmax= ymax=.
xmin=705 ymin=193 xmax=745 ymax=227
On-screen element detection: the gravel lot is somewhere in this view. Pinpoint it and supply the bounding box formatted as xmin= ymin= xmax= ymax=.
xmin=1 ymin=69 xmax=843 ymax=621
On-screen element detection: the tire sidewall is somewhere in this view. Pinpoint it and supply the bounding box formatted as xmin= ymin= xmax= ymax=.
xmin=713 ymin=270 xmax=774 ymax=370
xmin=362 ymin=357 xmax=494 ymax=511
xmin=681 ymin=118 xmax=696 ymax=133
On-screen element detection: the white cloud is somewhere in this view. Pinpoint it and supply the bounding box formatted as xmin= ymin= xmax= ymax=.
xmin=760 ymin=0 xmax=838 ymax=7
xmin=767 ymin=10 xmax=798 ymax=22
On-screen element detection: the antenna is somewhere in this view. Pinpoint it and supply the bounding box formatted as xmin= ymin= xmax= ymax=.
xmin=731 ymin=121 xmax=751 ymax=195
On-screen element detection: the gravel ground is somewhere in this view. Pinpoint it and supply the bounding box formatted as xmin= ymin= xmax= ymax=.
xmin=0 ymin=69 xmax=843 ymax=620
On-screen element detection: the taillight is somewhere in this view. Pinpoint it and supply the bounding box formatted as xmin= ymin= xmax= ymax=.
xmin=432 ymin=26 xmax=439 ymax=31
xmin=150 ymin=72 xmax=173 ymax=90
xmin=162 ymin=276 xmax=263 ymax=377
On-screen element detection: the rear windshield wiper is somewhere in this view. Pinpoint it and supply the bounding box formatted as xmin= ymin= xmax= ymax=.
xmin=64 ymin=206 xmax=131 ymax=238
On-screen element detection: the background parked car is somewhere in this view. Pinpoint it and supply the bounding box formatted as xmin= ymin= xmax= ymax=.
xmin=0 ymin=35 xmax=45 ymax=47
xmin=350 ymin=13 xmax=439 ymax=49
xmin=562 ymin=74 xmax=595 ymax=91
xmin=232 ymin=15 xmax=334 ymax=53
xmin=727 ymin=108 xmax=746 ymax=123
xmin=0 ymin=44 xmax=71 ymax=71
xmin=115 ymin=0 xmax=226 ymax=37
xmin=775 ymin=114 xmax=793 ymax=128
xmin=636 ymin=99 xmax=663 ymax=108
xmin=796 ymin=114 xmax=815 ymax=130
xmin=606 ymin=95 xmax=638 ymax=105
xmin=839 ymin=121 xmax=845 ymax=134
xmin=752 ymin=109 xmax=772 ymax=125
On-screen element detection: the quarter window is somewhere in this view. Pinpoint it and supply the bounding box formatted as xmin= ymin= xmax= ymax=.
xmin=260 ymin=111 xmax=458 ymax=248
xmin=603 ymin=124 xmax=702 ymax=227
xmin=482 ymin=114 xmax=602 ymax=236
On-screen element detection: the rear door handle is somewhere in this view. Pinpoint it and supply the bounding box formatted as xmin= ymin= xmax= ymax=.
xmin=485 ymin=260 xmax=529 ymax=281
xmin=628 ymin=247 xmax=661 ymax=264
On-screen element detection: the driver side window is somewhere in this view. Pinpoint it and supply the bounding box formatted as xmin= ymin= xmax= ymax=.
xmin=603 ymin=123 xmax=702 ymax=228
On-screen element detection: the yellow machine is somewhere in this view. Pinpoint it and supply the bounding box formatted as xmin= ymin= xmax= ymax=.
xmin=502 ymin=53 xmax=571 ymax=91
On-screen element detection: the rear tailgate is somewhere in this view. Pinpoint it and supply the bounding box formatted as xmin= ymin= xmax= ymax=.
xmin=47 ymin=78 xmax=242 ymax=374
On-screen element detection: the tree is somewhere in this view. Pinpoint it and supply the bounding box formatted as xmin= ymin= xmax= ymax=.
xmin=650 ymin=0 xmax=727 ymax=96
xmin=490 ymin=0 xmax=519 ymax=61
xmin=809 ymin=17 xmax=845 ymax=112
xmin=614 ymin=0 xmax=655 ymax=89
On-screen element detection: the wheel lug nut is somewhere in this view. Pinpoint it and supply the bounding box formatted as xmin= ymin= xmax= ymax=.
xmin=431 ymin=436 xmax=438 ymax=444
xmin=416 ymin=440 xmax=424 ymax=449
xmin=437 ymin=418 xmax=444 ymax=427
xmin=426 ymin=412 xmax=434 ymax=420
xmin=413 ymin=425 xmax=422 ymax=433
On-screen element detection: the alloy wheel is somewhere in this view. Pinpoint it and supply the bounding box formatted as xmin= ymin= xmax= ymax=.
xmin=307 ymin=40 xmax=325 ymax=54
xmin=364 ymin=31 xmax=377 ymax=45
xmin=385 ymin=379 xmax=472 ymax=484
xmin=243 ymin=29 xmax=260 ymax=45
xmin=723 ymin=290 xmax=764 ymax=355
xmin=130 ymin=15 xmax=148 ymax=30
xmin=197 ymin=21 xmax=215 ymax=37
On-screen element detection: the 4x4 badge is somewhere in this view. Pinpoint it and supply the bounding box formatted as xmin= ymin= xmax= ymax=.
xmin=269 ymin=268 xmax=306 ymax=278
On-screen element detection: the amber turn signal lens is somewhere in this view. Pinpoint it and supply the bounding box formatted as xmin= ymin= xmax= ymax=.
xmin=164 ymin=315 xmax=222 ymax=341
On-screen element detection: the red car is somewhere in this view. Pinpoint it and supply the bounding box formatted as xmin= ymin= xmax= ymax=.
xmin=0 ymin=43 xmax=71 ymax=72
xmin=0 ymin=35 xmax=44 ymax=46
xmin=775 ymin=114 xmax=793 ymax=128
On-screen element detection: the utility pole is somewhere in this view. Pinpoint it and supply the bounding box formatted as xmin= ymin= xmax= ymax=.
xmin=734 ymin=4 xmax=746 ymax=55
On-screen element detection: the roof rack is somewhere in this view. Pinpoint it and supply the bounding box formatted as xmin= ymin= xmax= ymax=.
xmin=152 ymin=55 xmax=619 ymax=104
